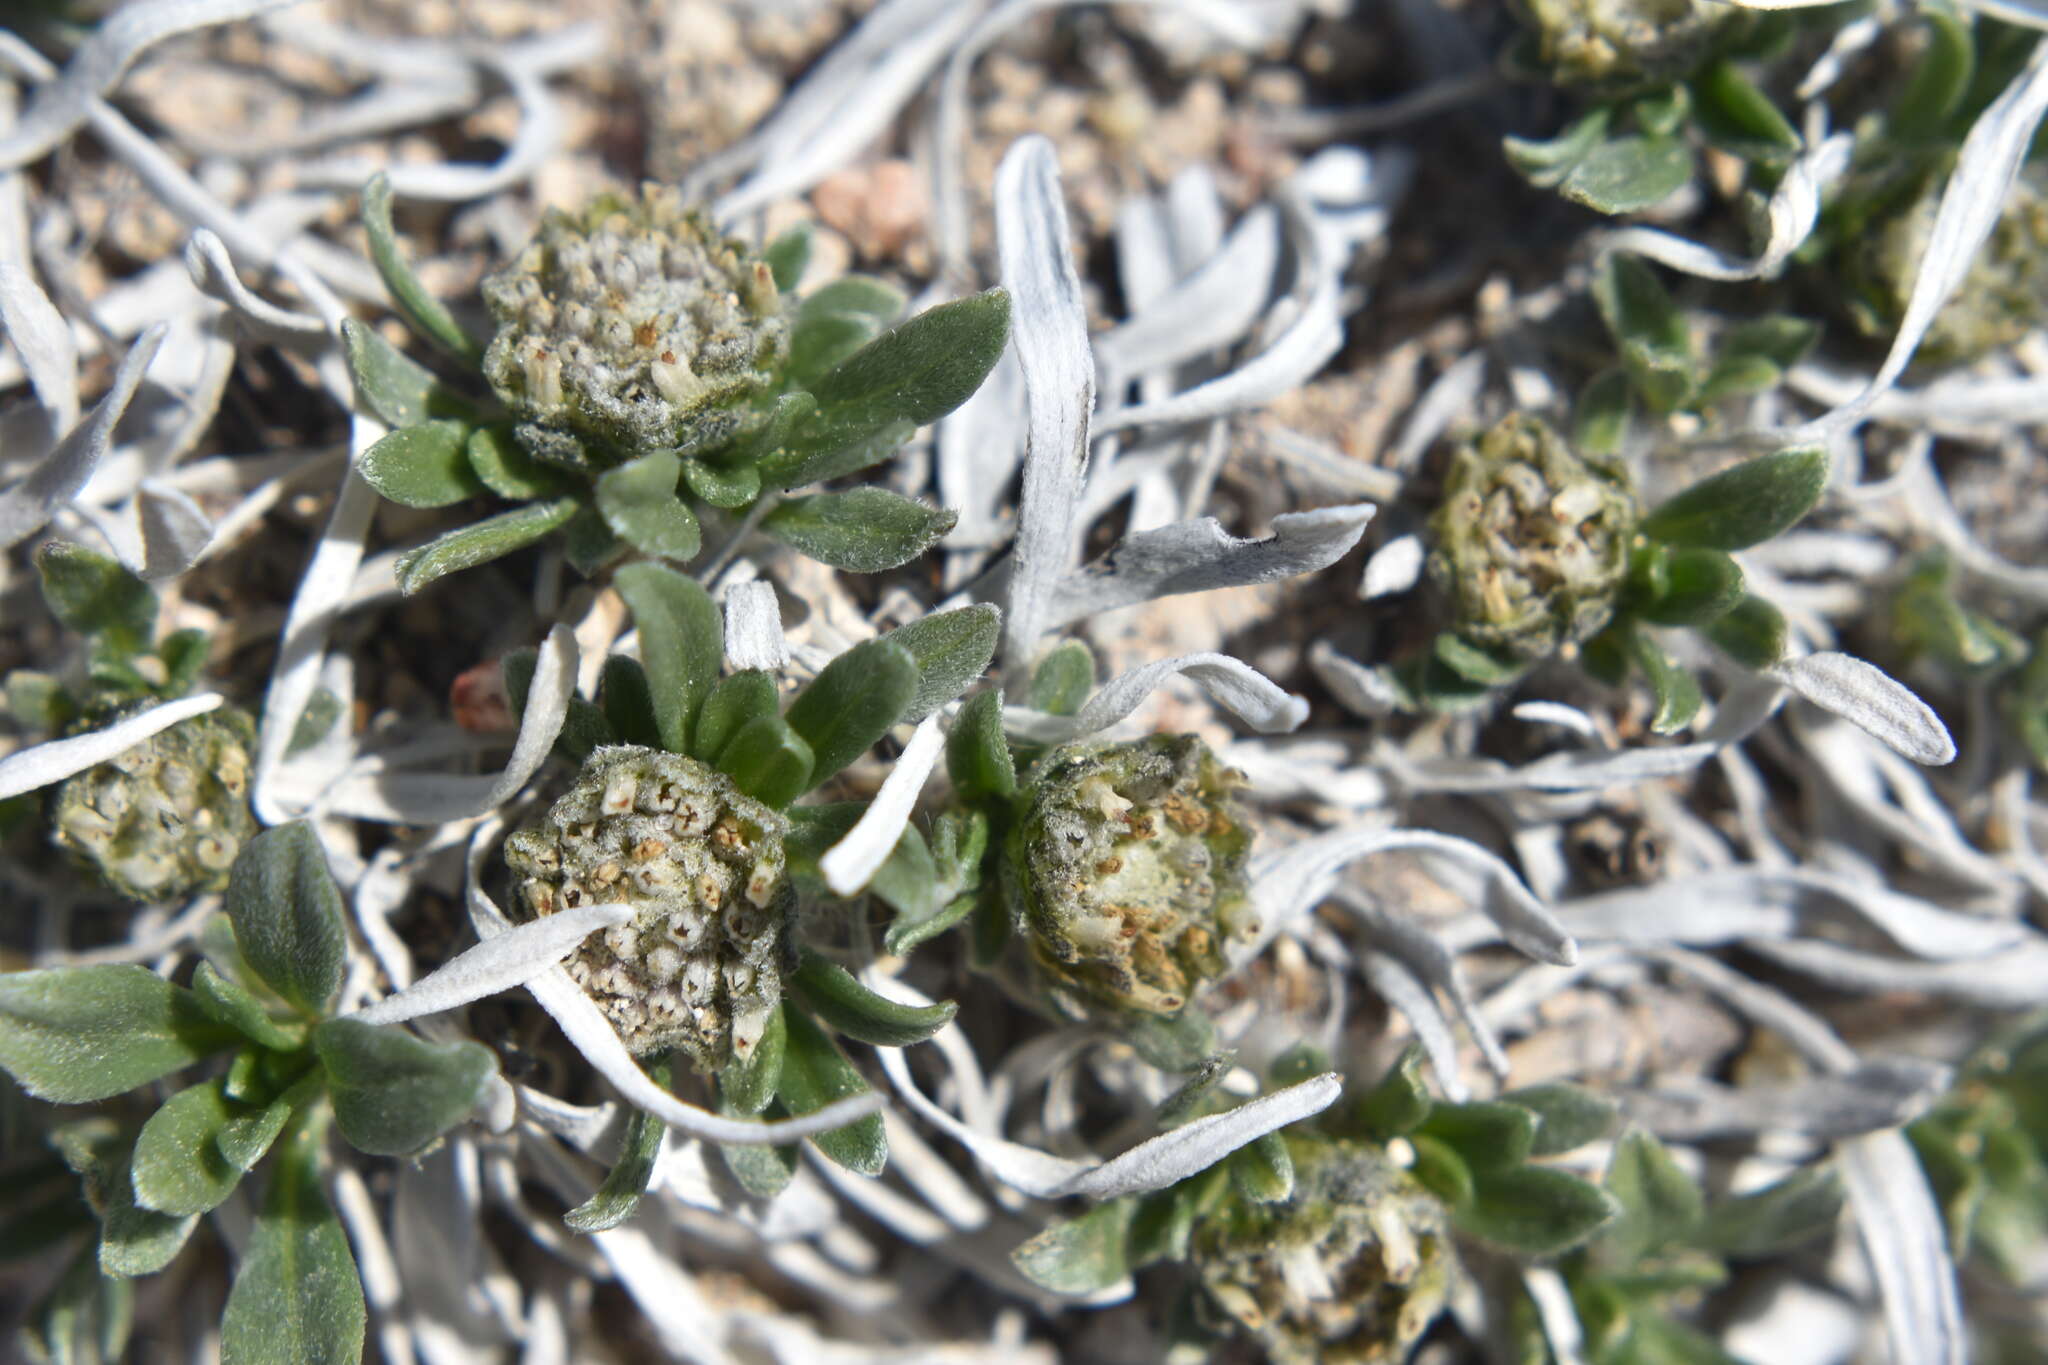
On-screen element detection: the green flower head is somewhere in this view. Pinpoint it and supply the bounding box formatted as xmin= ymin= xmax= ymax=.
xmin=480 ymin=184 xmax=789 ymax=470
xmin=1007 ymin=734 xmax=1256 ymax=1020
xmin=1844 ymin=164 xmax=2048 ymax=371
xmin=1428 ymin=412 xmax=1637 ymax=662
xmin=48 ymin=700 xmax=258 ymax=903
xmin=504 ymin=745 xmax=793 ymax=1071
xmin=1194 ymin=1137 xmax=1454 ymax=1365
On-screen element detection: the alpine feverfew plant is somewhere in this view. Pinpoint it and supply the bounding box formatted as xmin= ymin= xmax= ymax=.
xmin=345 ymin=175 xmax=1011 ymax=594
xmin=1406 ymin=403 xmax=1828 ymax=734
xmin=0 ymin=823 xmax=498 ymax=1365
xmin=492 ymin=564 xmax=998 ymax=1204
xmin=1010 ymin=1044 xmax=1624 ymax=1363
xmin=2 ymin=542 xmax=256 ymax=902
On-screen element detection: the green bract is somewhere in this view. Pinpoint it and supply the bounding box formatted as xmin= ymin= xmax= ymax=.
xmin=1007 ymin=734 xmax=1256 ymax=1021
xmin=1192 ymin=1137 xmax=1454 ymax=1365
xmin=349 ymin=175 xmax=1011 ymax=593
xmin=504 ymin=746 xmax=794 ymax=1070
xmin=1428 ymin=412 xmax=1637 ymax=664
xmin=48 ymin=698 xmax=258 ymax=902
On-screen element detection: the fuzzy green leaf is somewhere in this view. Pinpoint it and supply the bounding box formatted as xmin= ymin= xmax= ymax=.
xmin=1503 ymin=1083 xmax=1619 ymax=1157
xmin=803 ymin=288 xmax=1011 ymax=438
xmin=1559 ymin=135 xmax=1693 ymax=215
xmin=1408 ymin=1132 xmax=1476 ymax=1210
xmin=946 ymin=688 xmax=1017 ymax=800
xmin=802 ymin=276 xmax=908 ymax=322
xmin=613 ymin=563 xmax=722 ymax=757
xmin=359 ymin=420 xmax=483 ymax=509
xmin=340 ymin=319 xmax=473 ymax=429
xmin=761 ymin=488 xmax=957 ymax=573
xmin=1638 ymin=548 xmax=1745 ymax=627
xmin=393 ymin=496 xmax=582 ymax=594
xmin=1890 ymin=4 xmax=1976 ymax=141
xmin=756 ymin=417 xmax=917 ymax=493
xmin=226 ymin=822 xmax=347 ymax=1019
xmin=695 ymin=670 xmax=780 ymax=764
xmin=1419 ymin=1100 xmax=1537 ymax=1172
xmin=1029 ymin=641 xmax=1095 ymax=716
xmin=64 ymin=1128 xmax=198 ymax=1278
xmin=719 ymin=1112 xmax=799 ymax=1197
xmin=1697 ymin=316 xmax=1818 ymax=404
xmin=0 ymin=967 xmax=237 ymax=1104
xmin=885 ymin=893 xmax=977 ymax=957
xmin=1593 ymin=253 xmax=1693 ymax=414
xmin=1435 ymin=632 xmax=1528 ymax=686
xmin=1699 ymin=1165 xmax=1844 ymax=1258
xmin=765 ymin=223 xmax=812 ymax=292
xmin=596 ymin=449 xmax=702 ymax=561
xmin=791 ymin=310 xmax=886 ymax=389
xmin=879 ymin=605 xmax=1002 ymax=722
xmin=1626 ymin=626 xmax=1703 ymax=735
xmin=715 ymin=714 xmax=815 ymax=808
xmin=565 ymin=1056 xmax=671 ymax=1234
xmin=285 ymin=689 xmax=342 ymax=758
xmin=777 ymin=1007 xmax=887 ymax=1175
xmin=563 ymin=505 xmax=625 ymax=576
xmin=1124 ymin=1009 xmax=1219 ymax=1073
xmin=719 ymin=1003 xmax=787 ymax=1117
xmin=130 ymin=1079 xmax=246 ymax=1216
xmin=313 ymin=1018 xmax=495 ymax=1157
xmin=784 ymin=638 xmax=919 ymax=788
xmin=34 ymin=541 xmax=155 ymax=658
xmin=1574 ymin=367 xmax=1635 ymax=457
xmin=1012 ymin=1197 xmax=1136 ymax=1293
xmin=466 ymin=423 xmax=570 ymax=500
xmin=1693 ymin=60 xmax=1801 ymax=154
xmin=1129 ymin=1167 xmax=1227 ymax=1268
xmin=219 ymin=1116 xmax=365 ymax=1365
xmin=679 ymin=456 xmax=762 ymax=509
xmin=216 ymin=1094 xmax=293 ymax=1174
xmin=1356 ymin=1043 xmax=1432 ymax=1139
xmin=1459 ymin=1165 xmax=1620 ymax=1256
xmin=361 ymin=173 xmax=483 ymax=364
xmin=1704 ymin=594 xmax=1789 ymax=670
xmin=1503 ymin=106 xmax=1613 ymax=188
xmin=1642 ymin=447 xmax=1828 ymax=551
xmin=599 ymin=655 xmax=663 ymax=750
xmin=791 ymin=950 xmax=956 ymax=1047
xmin=1230 ymin=1131 xmax=1296 ymax=1203
xmin=1604 ymin=1130 xmax=1705 ymax=1265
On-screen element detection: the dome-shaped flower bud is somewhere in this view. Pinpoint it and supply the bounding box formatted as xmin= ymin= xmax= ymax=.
xmin=480 ymin=185 xmax=790 ymax=469
xmin=1514 ymin=0 xmax=1731 ymax=92
xmin=1008 ymin=734 xmax=1256 ymax=1020
xmin=49 ymin=701 xmax=257 ymax=903
xmin=1194 ymin=1138 xmax=1454 ymax=1365
xmin=1428 ymin=413 xmax=1636 ymax=662
xmin=1844 ymin=164 xmax=2048 ymax=370
xmin=504 ymin=746 xmax=792 ymax=1071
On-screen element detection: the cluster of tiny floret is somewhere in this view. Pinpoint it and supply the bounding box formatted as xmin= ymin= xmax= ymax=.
xmin=480 ymin=184 xmax=788 ymax=467
xmin=504 ymin=747 xmax=792 ymax=1071
xmin=1011 ymin=734 xmax=1257 ymax=1019
xmin=49 ymin=703 xmax=258 ymax=903
xmin=1429 ymin=413 xmax=1636 ymax=661
xmin=1195 ymin=1139 xmax=1453 ymax=1365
